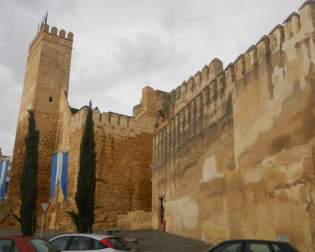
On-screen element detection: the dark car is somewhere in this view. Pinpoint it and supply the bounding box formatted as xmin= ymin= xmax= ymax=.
xmin=0 ymin=236 xmax=59 ymax=252
xmin=203 ymin=239 xmax=299 ymax=252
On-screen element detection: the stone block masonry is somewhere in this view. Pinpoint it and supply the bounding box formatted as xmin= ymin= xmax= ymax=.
xmin=6 ymin=1 xmax=315 ymax=251
xmin=9 ymin=24 xmax=73 ymax=208
xmin=153 ymin=1 xmax=315 ymax=251
xmin=8 ymin=23 xmax=165 ymax=230
xmin=47 ymin=101 xmax=155 ymax=230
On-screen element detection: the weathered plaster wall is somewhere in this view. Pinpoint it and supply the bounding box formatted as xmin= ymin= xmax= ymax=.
xmin=117 ymin=210 xmax=152 ymax=230
xmin=152 ymin=2 xmax=315 ymax=251
xmin=7 ymin=1 xmax=315 ymax=245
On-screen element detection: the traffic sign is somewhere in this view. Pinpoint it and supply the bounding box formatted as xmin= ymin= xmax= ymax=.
xmin=40 ymin=202 xmax=50 ymax=214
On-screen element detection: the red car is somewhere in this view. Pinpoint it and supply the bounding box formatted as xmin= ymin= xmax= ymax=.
xmin=0 ymin=236 xmax=58 ymax=252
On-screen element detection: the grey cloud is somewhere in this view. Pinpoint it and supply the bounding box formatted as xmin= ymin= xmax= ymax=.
xmin=68 ymin=31 xmax=187 ymax=111
xmin=114 ymin=32 xmax=186 ymax=78
xmin=0 ymin=0 xmax=303 ymax=155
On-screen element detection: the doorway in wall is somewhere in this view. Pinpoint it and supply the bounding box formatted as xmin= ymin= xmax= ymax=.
xmin=159 ymin=196 xmax=165 ymax=225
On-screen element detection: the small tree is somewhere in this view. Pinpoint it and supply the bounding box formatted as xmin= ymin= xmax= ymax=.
xmin=68 ymin=102 xmax=96 ymax=232
xmin=19 ymin=110 xmax=39 ymax=235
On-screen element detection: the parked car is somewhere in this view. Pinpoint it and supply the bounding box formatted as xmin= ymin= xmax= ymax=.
xmin=49 ymin=234 xmax=133 ymax=252
xmin=203 ymin=239 xmax=299 ymax=252
xmin=0 ymin=236 xmax=59 ymax=252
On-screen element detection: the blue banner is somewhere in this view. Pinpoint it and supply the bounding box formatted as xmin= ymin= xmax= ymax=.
xmin=49 ymin=153 xmax=58 ymax=202
xmin=61 ymin=152 xmax=68 ymax=201
xmin=0 ymin=160 xmax=9 ymax=200
xmin=49 ymin=152 xmax=68 ymax=202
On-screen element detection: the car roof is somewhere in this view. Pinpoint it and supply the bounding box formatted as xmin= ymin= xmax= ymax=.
xmin=0 ymin=236 xmax=33 ymax=240
xmin=219 ymin=239 xmax=290 ymax=244
xmin=0 ymin=235 xmax=26 ymax=237
xmin=50 ymin=233 xmax=116 ymax=241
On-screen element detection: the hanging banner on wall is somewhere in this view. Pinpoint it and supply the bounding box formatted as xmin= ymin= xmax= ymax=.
xmin=49 ymin=152 xmax=68 ymax=202
xmin=0 ymin=160 xmax=9 ymax=200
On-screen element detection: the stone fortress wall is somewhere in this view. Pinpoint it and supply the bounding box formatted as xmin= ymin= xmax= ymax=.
xmin=49 ymin=85 xmax=165 ymax=230
xmin=9 ymin=24 xmax=73 ymax=206
xmin=152 ymin=1 xmax=315 ymax=251
xmin=8 ymin=24 xmax=166 ymax=230
xmin=6 ymin=1 xmax=315 ymax=250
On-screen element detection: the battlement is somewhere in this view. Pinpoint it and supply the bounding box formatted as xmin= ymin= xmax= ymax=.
xmin=28 ymin=24 xmax=73 ymax=54
xmin=71 ymin=106 xmax=133 ymax=129
xmin=172 ymin=58 xmax=223 ymax=113
xmin=69 ymin=104 xmax=159 ymax=138
xmin=153 ymin=0 xmax=315 ymax=167
xmin=66 ymin=85 xmax=165 ymax=137
xmin=218 ymin=0 xmax=315 ymax=83
xmin=231 ymin=0 xmax=315 ymax=81
xmin=154 ymin=61 xmax=232 ymax=167
xmin=97 ymin=111 xmax=132 ymax=128
xmin=163 ymin=0 xmax=315 ymax=120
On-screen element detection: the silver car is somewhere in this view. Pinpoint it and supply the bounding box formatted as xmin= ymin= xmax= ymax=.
xmin=49 ymin=233 xmax=134 ymax=252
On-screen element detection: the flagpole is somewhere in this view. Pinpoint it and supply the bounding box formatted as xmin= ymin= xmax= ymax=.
xmin=55 ymin=178 xmax=60 ymax=232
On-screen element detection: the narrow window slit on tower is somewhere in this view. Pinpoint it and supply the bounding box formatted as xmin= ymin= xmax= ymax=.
xmin=49 ymin=97 xmax=53 ymax=102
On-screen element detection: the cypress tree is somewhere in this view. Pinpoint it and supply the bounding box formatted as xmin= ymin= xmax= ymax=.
xmin=70 ymin=102 xmax=96 ymax=232
xmin=19 ymin=110 xmax=39 ymax=235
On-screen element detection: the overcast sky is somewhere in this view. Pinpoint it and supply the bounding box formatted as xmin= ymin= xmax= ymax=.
xmin=0 ymin=0 xmax=303 ymax=155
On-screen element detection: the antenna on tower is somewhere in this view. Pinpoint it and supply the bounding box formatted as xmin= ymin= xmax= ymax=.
xmin=37 ymin=11 xmax=48 ymax=31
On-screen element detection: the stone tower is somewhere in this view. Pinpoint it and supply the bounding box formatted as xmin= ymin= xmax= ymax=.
xmin=9 ymin=24 xmax=73 ymax=204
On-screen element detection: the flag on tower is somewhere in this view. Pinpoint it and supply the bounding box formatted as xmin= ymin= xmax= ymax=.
xmin=49 ymin=152 xmax=68 ymax=202
xmin=44 ymin=11 xmax=48 ymax=24
xmin=0 ymin=160 xmax=9 ymax=200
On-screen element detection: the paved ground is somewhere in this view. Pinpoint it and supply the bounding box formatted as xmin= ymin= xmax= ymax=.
xmin=0 ymin=228 xmax=210 ymax=252
xmin=121 ymin=230 xmax=210 ymax=252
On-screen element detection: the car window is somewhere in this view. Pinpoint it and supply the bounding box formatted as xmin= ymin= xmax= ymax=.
xmin=68 ymin=237 xmax=92 ymax=251
xmin=272 ymin=245 xmax=283 ymax=252
xmin=0 ymin=240 xmax=14 ymax=252
xmin=211 ymin=242 xmax=243 ymax=252
xmin=91 ymin=239 xmax=106 ymax=250
xmin=249 ymin=243 xmax=272 ymax=252
xmin=30 ymin=239 xmax=59 ymax=252
xmin=50 ymin=237 xmax=72 ymax=251
xmin=272 ymin=244 xmax=297 ymax=252
xmin=107 ymin=237 xmax=129 ymax=250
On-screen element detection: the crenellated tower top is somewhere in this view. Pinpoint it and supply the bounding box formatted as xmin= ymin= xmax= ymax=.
xmin=28 ymin=24 xmax=73 ymax=55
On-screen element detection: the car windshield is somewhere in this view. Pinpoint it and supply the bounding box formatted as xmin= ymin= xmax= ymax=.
xmin=108 ymin=237 xmax=129 ymax=250
xmin=30 ymin=239 xmax=59 ymax=252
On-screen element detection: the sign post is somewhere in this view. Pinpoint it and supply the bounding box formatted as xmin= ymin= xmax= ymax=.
xmin=55 ymin=179 xmax=60 ymax=231
xmin=40 ymin=202 xmax=50 ymax=238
